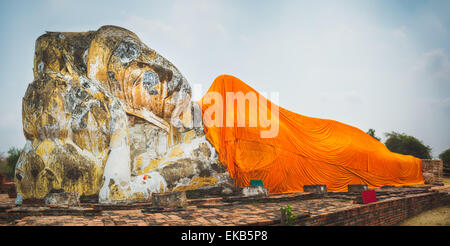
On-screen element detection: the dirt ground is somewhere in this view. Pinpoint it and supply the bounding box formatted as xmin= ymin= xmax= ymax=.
xmin=398 ymin=205 xmax=450 ymax=226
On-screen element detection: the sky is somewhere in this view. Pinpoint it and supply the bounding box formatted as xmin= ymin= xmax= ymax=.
xmin=0 ymin=0 xmax=449 ymax=157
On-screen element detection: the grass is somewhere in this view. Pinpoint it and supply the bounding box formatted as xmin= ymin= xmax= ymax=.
xmin=397 ymin=205 xmax=450 ymax=226
xmin=443 ymin=177 xmax=450 ymax=184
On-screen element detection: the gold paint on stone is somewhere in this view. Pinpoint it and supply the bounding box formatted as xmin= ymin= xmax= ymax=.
xmin=173 ymin=177 xmax=218 ymax=192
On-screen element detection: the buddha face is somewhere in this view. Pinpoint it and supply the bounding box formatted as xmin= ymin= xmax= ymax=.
xmin=87 ymin=25 xmax=192 ymax=130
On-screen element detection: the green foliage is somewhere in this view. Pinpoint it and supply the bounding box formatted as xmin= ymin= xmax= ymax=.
xmin=366 ymin=128 xmax=381 ymax=141
xmin=439 ymin=148 xmax=450 ymax=170
xmin=384 ymin=132 xmax=432 ymax=159
xmin=7 ymin=147 xmax=21 ymax=170
xmin=280 ymin=204 xmax=298 ymax=225
xmin=0 ymin=147 xmax=22 ymax=179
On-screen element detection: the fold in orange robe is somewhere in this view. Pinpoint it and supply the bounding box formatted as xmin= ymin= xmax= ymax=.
xmin=199 ymin=75 xmax=424 ymax=193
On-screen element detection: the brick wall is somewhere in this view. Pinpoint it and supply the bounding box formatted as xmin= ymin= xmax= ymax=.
xmin=0 ymin=183 xmax=14 ymax=194
xmin=422 ymin=159 xmax=443 ymax=185
xmin=296 ymin=191 xmax=449 ymax=226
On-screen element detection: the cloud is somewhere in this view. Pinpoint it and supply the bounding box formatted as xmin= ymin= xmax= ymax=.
xmin=392 ymin=27 xmax=407 ymax=39
xmin=0 ymin=112 xmax=20 ymax=129
xmin=427 ymin=97 xmax=450 ymax=114
xmin=45 ymin=0 xmax=71 ymax=12
xmin=443 ymin=97 xmax=450 ymax=106
xmin=344 ymin=92 xmax=364 ymax=105
xmin=416 ymin=49 xmax=450 ymax=81
xmin=119 ymin=0 xmax=228 ymax=50
xmin=121 ymin=15 xmax=178 ymax=42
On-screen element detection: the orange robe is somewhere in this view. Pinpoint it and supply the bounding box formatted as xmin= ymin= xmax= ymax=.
xmin=199 ymin=75 xmax=423 ymax=193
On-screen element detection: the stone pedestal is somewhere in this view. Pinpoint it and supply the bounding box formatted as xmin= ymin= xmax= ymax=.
xmin=303 ymin=185 xmax=327 ymax=194
xmin=44 ymin=190 xmax=80 ymax=207
xmin=242 ymin=186 xmax=269 ymax=197
xmin=381 ymin=185 xmax=396 ymax=189
xmin=422 ymin=159 xmax=443 ymax=185
xmin=152 ymin=191 xmax=187 ymax=208
xmin=348 ymin=184 xmax=369 ymax=192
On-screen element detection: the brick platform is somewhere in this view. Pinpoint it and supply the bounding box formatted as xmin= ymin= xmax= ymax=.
xmin=0 ymin=185 xmax=448 ymax=226
xmin=0 ymin=182 xmax=14 ymax=194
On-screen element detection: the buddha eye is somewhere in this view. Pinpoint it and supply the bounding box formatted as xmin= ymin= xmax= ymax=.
xmin=16 ymin=173 xmax=23 ymax=181
xmin=142 ymin=70 xmax=160 ymax=95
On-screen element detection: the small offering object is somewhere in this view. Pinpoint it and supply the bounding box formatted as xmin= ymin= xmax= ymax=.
xmin=361 ymin=189 xmax=377 ymax=204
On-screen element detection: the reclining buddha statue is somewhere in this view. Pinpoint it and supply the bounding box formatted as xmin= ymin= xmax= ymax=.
xmin=16 ymin=25 xmax=424 ymax=204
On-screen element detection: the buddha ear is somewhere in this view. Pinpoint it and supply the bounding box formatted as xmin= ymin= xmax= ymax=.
xmin=86 ymin=25 xmax=141 ymax=83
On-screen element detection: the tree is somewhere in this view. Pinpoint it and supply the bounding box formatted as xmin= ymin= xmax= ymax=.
xmin=4 ymin=147 xmax=22 ymax=179
xmin=366 ymin=128 xmax=381 ymax=141
xmin=384 ymin=132 xmax=432 ymax=159
xmin=439 ymin=148 xmax=450 ymax=171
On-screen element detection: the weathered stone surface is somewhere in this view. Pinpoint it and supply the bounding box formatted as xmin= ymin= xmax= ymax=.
xmin=242 ymin=186 xmax=269 ymax=197
xmin=221 ymin=187 xmax=233 ymax=196
xmin=423 ymin=173 xmax=435 ymax=184
xmin=44 ymin=189 xmax=80 ymax=207
xmin=381 ymin=185 xmax=396 ymax=189
xmin=303 ymin=185 xmax=327 ymax=194
xmin=151 ymin=191 xmax=187 ymax=208
xmin=16 ymin=25 xmax=231 ymax=204
xmin=348 ymin=184 xmax=369 ymax=192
